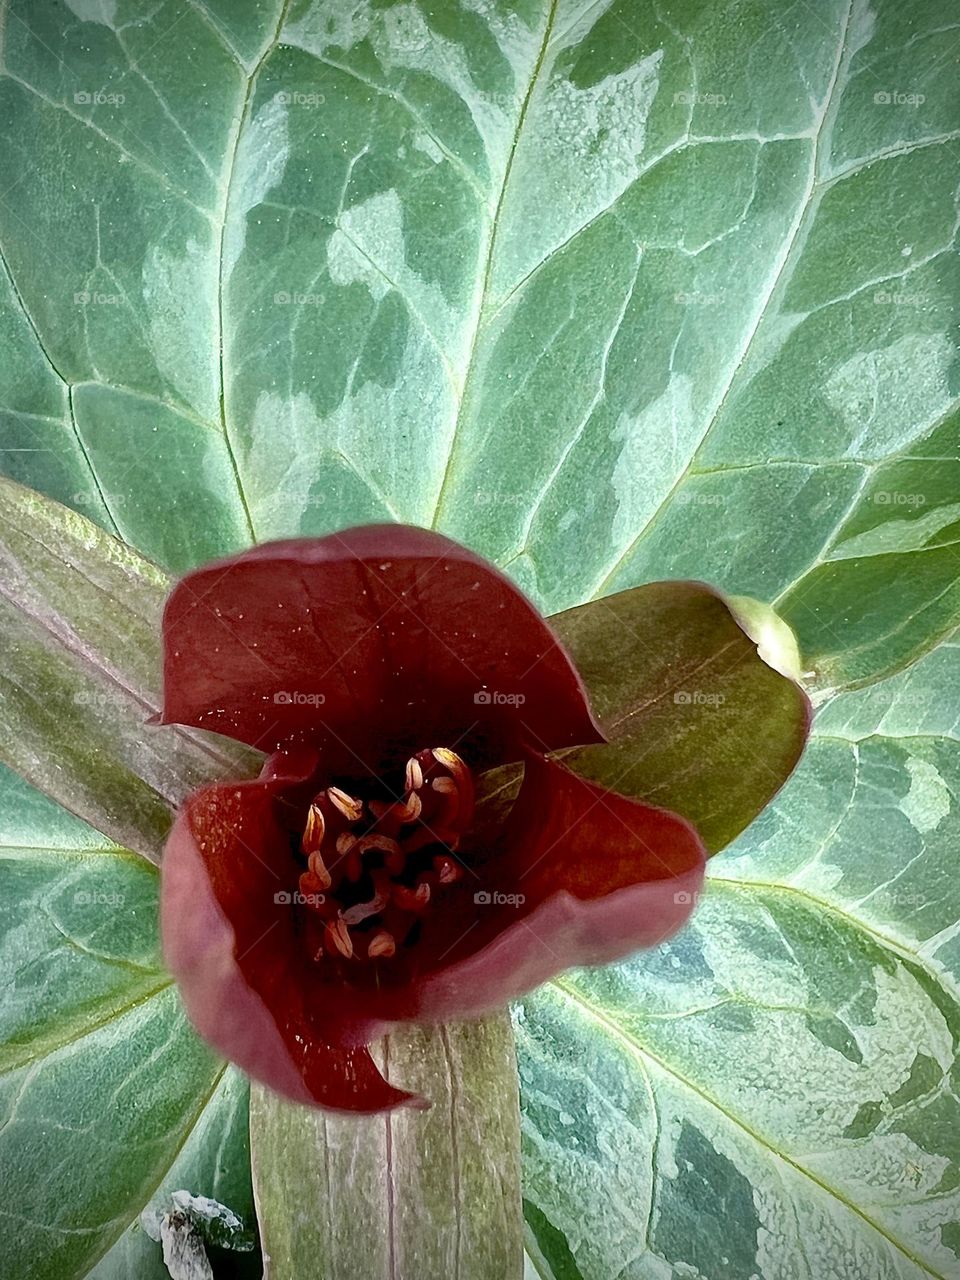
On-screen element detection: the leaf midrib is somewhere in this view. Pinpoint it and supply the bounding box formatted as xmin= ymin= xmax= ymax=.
xmin=430 ymin=0 xmax=561 ymax=529
xmin=213 ymin=0 xmax=295 ymax=545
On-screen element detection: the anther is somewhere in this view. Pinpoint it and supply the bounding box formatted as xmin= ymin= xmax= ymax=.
xmin=405 ymin=757 xmax=424 ymax=791
xmin=342 ymin=883 xmax=389 ymax=927
xmin=367 ymin=930 xmax=396 ymax=959
xmin=393 ymin=881 xmax=431 ymax=913
xmin=301 ymin=803 xmax=325 ymax=854
xmin=324 ymin=917 xmax=354 ymax=959
xmin=307 ymin=849 xmax=332 ymax=890
xmin=327 ymin=787 xmax=364 ymax=823
xmin=433 ymin=854 xmax=462 ymax=885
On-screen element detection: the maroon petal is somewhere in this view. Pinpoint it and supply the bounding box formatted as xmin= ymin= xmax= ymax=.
xmin=161 ymin=757 xmax=422 ymax=1113
xmin=160 ymin=526 xmax=603 ymax=762
xmin=408 ymin=754 xmax=706 ymax=1022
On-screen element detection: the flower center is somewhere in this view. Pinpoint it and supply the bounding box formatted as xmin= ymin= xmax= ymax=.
xmin=296 ymin=747 xmax=474 ymax=963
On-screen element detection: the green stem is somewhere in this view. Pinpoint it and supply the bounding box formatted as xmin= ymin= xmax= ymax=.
xmin=249 ymin=1011 xmax=523 ymax=1279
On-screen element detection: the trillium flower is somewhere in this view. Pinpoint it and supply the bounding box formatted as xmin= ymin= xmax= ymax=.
xmin=160 ymin=526 xmax=710 ymax=1113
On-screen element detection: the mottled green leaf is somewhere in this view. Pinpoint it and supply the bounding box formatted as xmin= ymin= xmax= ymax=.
xmin=0 ymin=765 xmax=235 ymax=1280
xmin=520 ymin=630 xmax=960 ymax=1279
xmin=91 ymin=1067 xmax=258 ymax=1280
xmin=0 ymin=0 xmax=955 ymax=687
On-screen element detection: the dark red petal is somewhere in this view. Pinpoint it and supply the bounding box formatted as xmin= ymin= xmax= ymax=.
xmin=408 ymin=754 xmax=706 ymax=1022
xmin=161 ymin=758 xmax=422 ymax=1114
xmin=160 ymin=526 xmax=603 ymax=761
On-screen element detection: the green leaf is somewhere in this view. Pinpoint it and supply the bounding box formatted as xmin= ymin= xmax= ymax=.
xmin=250 ymin=1012 xmax=523 ymax=1280
xmin=553 ymin=581 xmax=810 ymax=852
xmin=0 ymin=476 xmax=259 ymax=861
xmin=0 ymin=0 xmax=955 ymax=689
xmin=519 ymin=630 xmax=960 ymax=1279
xmin=91 ymin=1067 xmax=258 ymax=1280
xmin=0 ymin=764 xmax=236 ymax=1280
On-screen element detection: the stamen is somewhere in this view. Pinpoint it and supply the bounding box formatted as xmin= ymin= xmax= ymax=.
xmin=342 ymin=883 xmax=389 ymax=926
xmin=367 ymin=930 xmax=396 ymax=959
xmin=393 ymin=881 xmax=431 ymax=913
xmin=431 ymin=747 xmax=475 ymax=829
xmin=324 ymin=917 xmax=354 ymax=959
xmin=307 ymin=849 xmax=332 ymax=890
xmin=398 ymin=791 xmax=422 ymax=823
xmin=433 ymin=854 xmax=462 ymax=885
xmin=301 ymin=803 xmax=325 ymax=854
xmin=327 ymin=786 xmax=364 ymax=822
xmin=432 ymin=776 xmax=457 ymax=795
xmin=299 ymin=869 xmax=328 ymax=899
xmin=335 ymin=832 xmax=357 ymax=856
xmin=355 ymin=834 xmax=401 ymax=859
xmin=405 ymin=757 xmax=424 ymax=791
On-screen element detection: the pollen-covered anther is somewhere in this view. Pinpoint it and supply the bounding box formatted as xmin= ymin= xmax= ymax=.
xmin=324 ymin=917 xmax=354 ymax=959
xmin=301 ymin=802 xmax=325 ymax=854
xmin=405 ymin=756 xmax=424 ymax=792
xmin=327 ymin=786 xmax=364 ymax=823
xmin=307 ymin=849 xmax=332 ymax=890
xmin=431 ymin=747 xmax=475 ymax=829
xmin=367 ymin=930 xmax=396 ymax=959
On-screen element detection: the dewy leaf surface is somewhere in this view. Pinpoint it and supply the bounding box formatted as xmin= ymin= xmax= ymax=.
xmin=519 ymin=630 xmax=960 ymax=1280
xmin=0 ymin=765 xmax=242 ymax=1280
xmin=0 ymin=0 xmax=955 ymax=686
